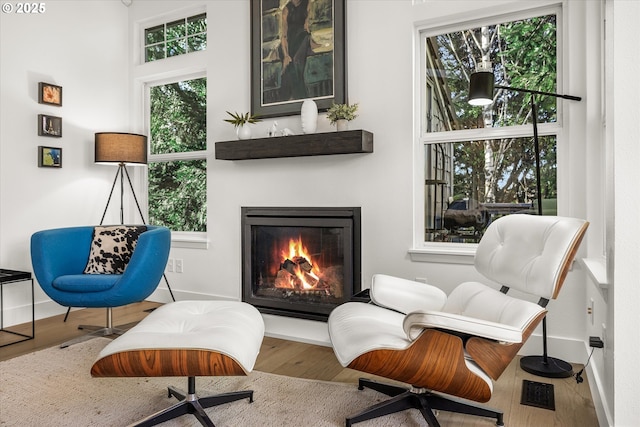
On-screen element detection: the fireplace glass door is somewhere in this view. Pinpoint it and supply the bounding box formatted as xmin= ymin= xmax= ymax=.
xmin=242 ymin=208 xmax=360 ymax=320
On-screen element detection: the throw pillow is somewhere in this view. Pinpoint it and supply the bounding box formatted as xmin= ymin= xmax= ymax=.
xmin=84 ymin=225 xmax=147 ymax=274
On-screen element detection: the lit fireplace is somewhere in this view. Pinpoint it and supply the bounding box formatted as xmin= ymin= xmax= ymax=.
xmin=242 ymin=207 xmax=361 ymax=321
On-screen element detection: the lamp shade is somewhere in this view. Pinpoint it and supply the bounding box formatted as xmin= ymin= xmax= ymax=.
xmin=95 ymin=132 xmax=147 ymax=165
xmin=468 ymin=71 xmax=495 ymax=106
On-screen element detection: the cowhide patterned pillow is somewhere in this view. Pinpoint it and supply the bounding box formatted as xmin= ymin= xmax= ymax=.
xmin=84 ymin=225 xmax=147 ymax=274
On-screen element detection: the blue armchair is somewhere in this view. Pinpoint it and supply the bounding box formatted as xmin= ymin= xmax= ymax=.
xmin=31 ymin=225 xmax=171 ymax=347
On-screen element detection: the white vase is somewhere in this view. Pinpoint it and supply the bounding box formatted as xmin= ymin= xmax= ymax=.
xmin=237 ymin=125 xmax=251 ymax=140
xmin=300 ymin=99 xmax=318 ymax=134
xmin=336 ymin=119 xmax=349 ymax=131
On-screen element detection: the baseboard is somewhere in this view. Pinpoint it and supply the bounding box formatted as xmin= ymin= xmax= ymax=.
xmin=518 ymin=333 xmax=586 ymax=363
xmin=146 ymin=287 xmax=238 ymax=303
xmin=2 ymin=299 xmax=70 ymax=326
xmin=585 ymin=346 xmax=614 ymax=427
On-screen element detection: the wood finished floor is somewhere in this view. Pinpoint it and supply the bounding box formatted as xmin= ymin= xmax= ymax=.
xmin=0 ymin=301 xmax=599 ymax=426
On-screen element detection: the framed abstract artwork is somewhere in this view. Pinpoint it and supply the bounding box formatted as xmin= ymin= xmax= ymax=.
xmin=38 ymin=146 xmax=62 ymax=168
xmin=250 ymin=0 xmax=346 ymax=118
xmin=38 ymin=82 xmax=63 ymax=106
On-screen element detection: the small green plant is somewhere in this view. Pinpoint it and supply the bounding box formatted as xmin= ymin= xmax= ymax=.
xmin=223 ymin=111 xmax=261 ymax=127
xmin=326 ymin=103 xmax=358 ymax=125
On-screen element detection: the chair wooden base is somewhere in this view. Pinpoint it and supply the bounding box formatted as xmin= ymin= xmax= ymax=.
xmin=130 ymin=376 xmax=254 ymax=427
xmin=346 ymin=378 xmax=504 ymax=427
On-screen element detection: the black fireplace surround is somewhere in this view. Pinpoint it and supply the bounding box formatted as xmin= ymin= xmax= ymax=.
xmin=241 ymin=207 xmax=361 ymax=321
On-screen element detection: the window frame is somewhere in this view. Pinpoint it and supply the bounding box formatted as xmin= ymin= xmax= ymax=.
xmin=144 ymin=71 xmax=208 ymax=248
xmin=411 ymin=4 xmax=568 ymax=263
xmin=133 ymin=6 xmax=210 ymax=249
xmin=141 ymin=10 xmax=207 ymax=64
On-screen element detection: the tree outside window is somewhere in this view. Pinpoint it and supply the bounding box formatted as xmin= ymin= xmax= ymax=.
xmin=148 ymin=77 xmax=207 ymax=233
xmin=422 ymin=12 xmax=559 ymax=243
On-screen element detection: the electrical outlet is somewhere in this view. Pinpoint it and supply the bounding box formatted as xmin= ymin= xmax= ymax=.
xmin=589 ymin=336 xmax=604 ymax=348
xmin=588 ymin=298 xmax=594 ymax=325
xmin=176 ymin=259 xmax=183 ymax=273
xmin=602 ymin=323 xmax=607 ymax=351
xmin=166 ymin=259 xmax=174 ymax=273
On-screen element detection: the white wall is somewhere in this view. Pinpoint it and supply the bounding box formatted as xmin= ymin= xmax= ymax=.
xmin=609 ymin=0 xmax=640 ymax=424
xmin=0 ymin=0 xmax=132 ymax=322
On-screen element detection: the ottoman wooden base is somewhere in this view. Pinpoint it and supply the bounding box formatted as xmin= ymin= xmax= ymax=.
xmin=91 ymin=301 xmax=265 ymax=426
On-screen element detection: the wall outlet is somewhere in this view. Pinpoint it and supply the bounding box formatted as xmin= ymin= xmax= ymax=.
xmin=602 ymin=323 xmax=607 ymax=352
xmin=167 ymin=258 xmax=174 ymax=273
xmin=176 ymin=259 xmax=183 ymax=273
xmin=588 ymin=298 xmax=594 ymax=325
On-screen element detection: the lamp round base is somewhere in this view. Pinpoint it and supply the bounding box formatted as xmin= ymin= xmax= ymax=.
xmin=520 ymin=355 xmax=573 ymax=378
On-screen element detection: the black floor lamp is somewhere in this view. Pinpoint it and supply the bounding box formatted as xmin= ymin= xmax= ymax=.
xmin=468 ymin=70 xmax=581 ymax=378
xmin=94 ymin=132 xmax=175 ymax=302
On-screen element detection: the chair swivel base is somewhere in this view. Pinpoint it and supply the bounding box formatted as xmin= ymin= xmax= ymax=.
xmin=59 ymin=325 xmax=128 ymax=349
xmin=130 ymin=376 xmax=254 ymax=427
xmin=346 ymin=378 xmax=504 ymax=427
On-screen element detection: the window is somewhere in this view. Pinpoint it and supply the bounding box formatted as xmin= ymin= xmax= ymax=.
xmin=144 ymin=13 xmax=207 ymax=62
xmin=418 ymin=8 xmax=561 ymax=245
xmin=148 ymin=77 xmax=207 ymax=233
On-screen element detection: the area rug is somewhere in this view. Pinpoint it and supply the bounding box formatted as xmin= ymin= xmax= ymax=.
xmin=0 ymin=339 xmax=424 ymax=426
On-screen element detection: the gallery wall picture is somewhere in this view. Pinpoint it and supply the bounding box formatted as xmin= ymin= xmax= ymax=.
xmin=38 ymin=146 xmax=62 ymax=168
xmin=38 ymin=114 xmax=62 ymax=137
xmin=250 ymin=0 xmax=347 ymax=118
xmin=38 ymin=82 xmax=62 ymax=106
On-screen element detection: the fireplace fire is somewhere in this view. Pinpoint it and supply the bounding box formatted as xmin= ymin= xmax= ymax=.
xmin=242 ymin=207 xmax=361 ymax=321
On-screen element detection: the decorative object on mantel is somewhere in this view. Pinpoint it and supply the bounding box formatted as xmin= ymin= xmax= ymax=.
xmin=268 ymin=122 xmax=295 ymax=137
xmin=224 ymin=111 xmax=262 ymax=140
xmin=268 ymin=121 xmax=278 ymax=137
xmin=215 ymin=129 xmax=373 ymax=161
xmin=300 ymin=99 xmax=318 ymax=134
xmin=326 ymin=102 xmax=358 ymax=131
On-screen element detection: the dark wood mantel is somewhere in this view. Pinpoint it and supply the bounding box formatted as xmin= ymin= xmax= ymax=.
xmin=215 ymin=129 xmax=373 ymax=160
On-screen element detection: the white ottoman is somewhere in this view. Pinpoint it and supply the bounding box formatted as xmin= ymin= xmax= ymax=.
xmin=91 ymin=300 xmax=265 ymax=426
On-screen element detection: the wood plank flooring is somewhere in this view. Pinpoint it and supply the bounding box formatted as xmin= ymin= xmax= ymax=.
xmin=0 ymin=301 xmax=599 ymax=426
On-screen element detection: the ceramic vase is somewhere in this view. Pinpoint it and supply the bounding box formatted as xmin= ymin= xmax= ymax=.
xmin=237 ymin=125 xmax=251 ymax=140
xmin=336 ymin=119 xmax=349 ymax=131
xmin=301 ymin=99 xmax=318 ymax=134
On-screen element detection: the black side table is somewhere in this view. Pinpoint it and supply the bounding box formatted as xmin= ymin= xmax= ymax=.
xmin=0 ymin=269 xmax=35 ymax=347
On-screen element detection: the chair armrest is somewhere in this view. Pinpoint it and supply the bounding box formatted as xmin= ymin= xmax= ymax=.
xmin=371 ymin=274 xmax=447 ymax=315
xmin=403 ymin=310 xmax=525 ymax=343
xmin=115 ymin=226 xmax=171 ymax=301
xmin=30 ymin=226 xmax=94 ymax=287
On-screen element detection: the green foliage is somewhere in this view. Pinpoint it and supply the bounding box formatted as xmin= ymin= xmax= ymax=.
xmin=149 ymin=77 xmax=207 ymax=232
xmin=223 ymin=111 xmax=261 ymax=128
xmin=150 ymin=78 xmax=207 ymax=154
xmin=326 ymin=103 xmax=358 ymax=124
xmin=429 ymin=14 xmax=558 ymax=209
xmin=148 ymin=160 xmax=207 ymax=232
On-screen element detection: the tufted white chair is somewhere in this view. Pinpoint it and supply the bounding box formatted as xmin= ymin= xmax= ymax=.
xmin=328 ymin=215 xmax=588 ymax=427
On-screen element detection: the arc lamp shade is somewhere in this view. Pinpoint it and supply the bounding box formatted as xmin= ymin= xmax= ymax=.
xmin=468 ymin=71 xmax=495 ymax=106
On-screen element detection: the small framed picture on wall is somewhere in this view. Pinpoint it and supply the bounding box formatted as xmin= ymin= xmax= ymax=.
xmin=38 ymin=114 xmax=62 ymax=137
xmin=38 ymin=146 xmax=62 ymax=168
xmin=38 ymin=82 xmax=62 ymax=106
